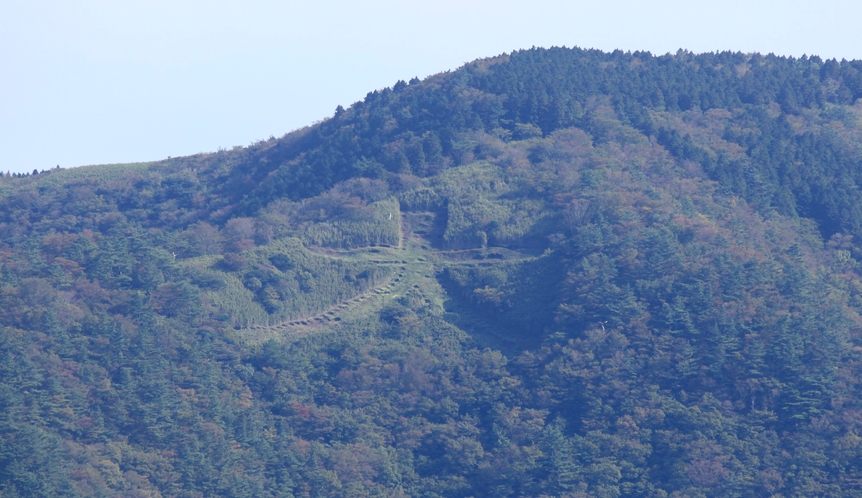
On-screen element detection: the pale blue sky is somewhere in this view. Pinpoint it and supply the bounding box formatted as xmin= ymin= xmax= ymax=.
xmin=2 ymin=0 xmax=860 ymax=173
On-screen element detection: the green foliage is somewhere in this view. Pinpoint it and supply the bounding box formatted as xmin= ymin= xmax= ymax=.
xmin=2 ymin=47 xmax=862 ymax=496
xmin=197 ymin=238 xmax=394 ymax=328
xmin=300 ymin=198 xmax=401 ymax=249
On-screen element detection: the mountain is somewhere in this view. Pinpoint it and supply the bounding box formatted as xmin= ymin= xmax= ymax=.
xmin=2 ymin=47 xmax=862 ymax=496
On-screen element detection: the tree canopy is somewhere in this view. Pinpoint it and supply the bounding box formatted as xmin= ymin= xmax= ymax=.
xmin=2 ymin=47 xmax=862 ymax=496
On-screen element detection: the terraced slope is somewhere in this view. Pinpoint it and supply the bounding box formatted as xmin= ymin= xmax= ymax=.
xmin=233 ymin=205 xmax=537 ymax=346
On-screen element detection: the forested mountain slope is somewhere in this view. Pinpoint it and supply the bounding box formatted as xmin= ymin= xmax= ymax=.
xmin=2 ymin=47 xmax=862 ymax=496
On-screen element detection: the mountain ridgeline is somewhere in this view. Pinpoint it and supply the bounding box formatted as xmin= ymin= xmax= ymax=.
xmin=2 ymin=47 xmax=862 ymax=496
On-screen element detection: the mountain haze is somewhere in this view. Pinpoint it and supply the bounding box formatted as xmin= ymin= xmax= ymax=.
xmin=2 ymin=47 xmax=862 ymax=496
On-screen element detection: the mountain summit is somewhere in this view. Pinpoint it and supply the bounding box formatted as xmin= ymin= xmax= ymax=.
xmin=2 ymin=47 xmax=862 ymax=496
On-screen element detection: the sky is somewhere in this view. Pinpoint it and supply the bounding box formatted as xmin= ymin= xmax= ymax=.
xmin=2 ymin=0 xmax=861 ymax=174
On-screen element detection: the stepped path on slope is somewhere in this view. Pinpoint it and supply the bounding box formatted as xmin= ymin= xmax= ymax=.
xmin=233 ymin=210 xmax=537 ymax=345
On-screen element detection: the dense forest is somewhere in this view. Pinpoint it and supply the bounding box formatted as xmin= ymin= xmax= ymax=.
xmin=2 ymin=47 xmax=862 ymax=496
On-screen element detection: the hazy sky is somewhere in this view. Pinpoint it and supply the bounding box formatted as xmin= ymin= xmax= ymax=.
xmin=2 ymin=0 xmax=860 ymax=173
